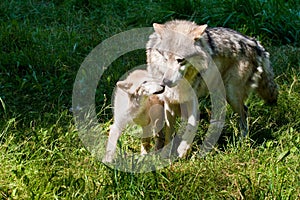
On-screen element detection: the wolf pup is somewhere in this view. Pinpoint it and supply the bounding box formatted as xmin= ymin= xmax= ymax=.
xmin=146 ymin=20 xmax=278 ymax=157
xmin=102 ymin=69 xmax=168 ymax=163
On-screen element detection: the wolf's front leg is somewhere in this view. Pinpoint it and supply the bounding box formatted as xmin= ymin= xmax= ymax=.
xmin=177 ymin=99 xmax=199 ymax=158
xmin=159 ymin=102 xmax=180 ymax=158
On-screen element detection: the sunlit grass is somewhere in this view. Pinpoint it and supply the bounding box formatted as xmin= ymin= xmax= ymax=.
xmin=0 ymin=0 xmax=299 ymax=199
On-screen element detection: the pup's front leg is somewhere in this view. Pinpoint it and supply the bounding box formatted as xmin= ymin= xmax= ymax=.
xmin=141 ymin=126 xmax=152 ymax=155
xmin=102 ymin=124 xmax=123 ymax=163
xmin=140 ymin=101 xmax=165 ymax=155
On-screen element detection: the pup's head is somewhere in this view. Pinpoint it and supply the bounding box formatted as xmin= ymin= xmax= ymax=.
xmin=149 ymin=20 xmax=207 ymax=87
xmin=117 ymin=80 xmax=165 ymax=97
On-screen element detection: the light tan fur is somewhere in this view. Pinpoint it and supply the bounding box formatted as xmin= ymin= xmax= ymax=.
xmin=102 ymin=69 xmax=167 ymax=163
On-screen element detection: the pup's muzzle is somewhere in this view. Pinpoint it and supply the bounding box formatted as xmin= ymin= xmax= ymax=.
xmin=153 ymin=85 xmax=165 ymax=94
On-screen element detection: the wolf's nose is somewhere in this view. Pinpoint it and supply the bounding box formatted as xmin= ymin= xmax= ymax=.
xmin=162 ymin=78 xmax=173 ymax=87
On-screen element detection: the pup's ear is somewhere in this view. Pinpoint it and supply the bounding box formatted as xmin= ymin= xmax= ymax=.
xmin=192 ymin=24 xmax=207 ymax=40
xmin=117 ymin=81 xmax=133 ymax=94
xmin=153 ymin=23 xmax=165 ymax=35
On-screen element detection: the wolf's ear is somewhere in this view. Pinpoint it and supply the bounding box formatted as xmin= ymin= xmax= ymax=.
xmin=117 ymin=81 xmax=133 ymax=94
xmin=192 ymin=24 xmax=208 ymax=40
xmin=153 ymin=23 xmax=165 ymax=35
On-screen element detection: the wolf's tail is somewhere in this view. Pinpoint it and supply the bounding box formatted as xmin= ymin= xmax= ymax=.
xmin=254 ymin=42 xmax=278 ymax=104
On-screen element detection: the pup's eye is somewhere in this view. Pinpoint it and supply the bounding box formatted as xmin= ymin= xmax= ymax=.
xmin=156 ymin=49 xmax=166 ymax=58
xmin=156 ymin=49 xmax=163 ymax=55
xmin=142 ymin=81 xmax=148 ymax=84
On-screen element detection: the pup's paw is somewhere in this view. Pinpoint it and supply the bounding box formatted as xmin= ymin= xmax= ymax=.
xmin=102 ymin=155 xmax=113 ymax=163
xmin=177 ymin=141 xmax=190 ymax=158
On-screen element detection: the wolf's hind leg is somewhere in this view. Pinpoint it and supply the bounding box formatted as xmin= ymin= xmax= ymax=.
xmin=241 ymin=105 xmax=249 ymax=137
xmin=141 ymin=137 xmax=151 ymax=155
xmin=226 ymin=89 xmax=249 ymax=137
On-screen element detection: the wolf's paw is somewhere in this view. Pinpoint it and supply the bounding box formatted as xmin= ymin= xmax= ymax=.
xmin=177 ymin=141 xmax=190 ymax=158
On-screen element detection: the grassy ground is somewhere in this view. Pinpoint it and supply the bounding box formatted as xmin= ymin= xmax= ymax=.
xmin=0 ymin=0 xmax=299 ymax=199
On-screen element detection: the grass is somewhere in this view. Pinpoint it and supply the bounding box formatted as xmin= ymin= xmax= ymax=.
xmin=0 ymin=0 xmax=299 ymax=199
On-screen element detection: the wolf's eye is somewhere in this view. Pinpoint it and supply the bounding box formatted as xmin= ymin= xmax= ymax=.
xmin=176 ymin=58 xmax=185 ymax=63
xmin=176 ymin=58 xmax=186 ymax=66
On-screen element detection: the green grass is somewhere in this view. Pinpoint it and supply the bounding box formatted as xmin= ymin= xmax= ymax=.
xmin=0 ymin=0 xmax=299 ymax=199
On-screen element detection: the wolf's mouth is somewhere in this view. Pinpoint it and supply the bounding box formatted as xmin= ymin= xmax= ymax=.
xmin=153 ymin=85 xmax=165 ymax=94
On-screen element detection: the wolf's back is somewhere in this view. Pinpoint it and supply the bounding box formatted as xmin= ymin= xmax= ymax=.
xmin=201 ymin=27 xmax=278 ymax=104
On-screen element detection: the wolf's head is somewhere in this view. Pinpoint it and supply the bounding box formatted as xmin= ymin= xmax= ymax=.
xmin=147 ymin=20 xmax=207 ymax=88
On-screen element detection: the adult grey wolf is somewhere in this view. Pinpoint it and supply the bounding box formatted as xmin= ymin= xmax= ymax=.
xmin=146 ymin=20 xmax=278 ymax=157
xmin=102 ymin=69 xmax=167 ymax=163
